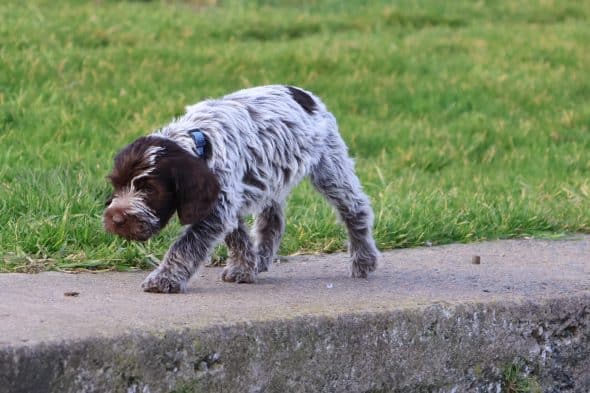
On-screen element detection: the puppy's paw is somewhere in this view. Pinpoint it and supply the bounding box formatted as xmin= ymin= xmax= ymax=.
xmin=351 ymin=253 xmax=378 ymax=279
xmin=221 ymin=264 xmax=256 ymax=283
xmin=255 ymin=256 xmax=272 ymax=273
xmin=351 ymin=262 xmax=377 ymax=278
xmin=141 ymin=268 xmax=186 ymax=293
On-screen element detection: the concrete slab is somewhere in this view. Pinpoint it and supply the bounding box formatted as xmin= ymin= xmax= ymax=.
xmin=1 ymin=236 xmax=589 ymax=392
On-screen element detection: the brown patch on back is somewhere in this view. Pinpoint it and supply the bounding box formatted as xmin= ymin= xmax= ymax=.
xmin=286 ymin=86 xmax=316 ymax=115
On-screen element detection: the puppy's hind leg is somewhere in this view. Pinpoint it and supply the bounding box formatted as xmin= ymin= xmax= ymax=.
xmin=253 ymin=200 xmax=285 ymax=273
xmin=222 ymin=218 xmax=257 ymax=283
xmin=309 ymin=139 xmax=379 ymax=278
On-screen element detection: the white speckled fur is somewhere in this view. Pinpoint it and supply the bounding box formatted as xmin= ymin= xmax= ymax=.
xmin=134 ymin=85 xmax=379 ymax=292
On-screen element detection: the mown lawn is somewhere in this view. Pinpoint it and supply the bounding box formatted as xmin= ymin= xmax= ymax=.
xmin=1 ymin=0 xmax=589 ymax=272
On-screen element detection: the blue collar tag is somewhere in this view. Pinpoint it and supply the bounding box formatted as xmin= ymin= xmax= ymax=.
xmin=189 ymin=129 xmax=207 ymax=158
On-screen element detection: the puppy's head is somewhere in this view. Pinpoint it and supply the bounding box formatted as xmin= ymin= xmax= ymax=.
xmin=103 ymin=136 xmax=220 ymax=241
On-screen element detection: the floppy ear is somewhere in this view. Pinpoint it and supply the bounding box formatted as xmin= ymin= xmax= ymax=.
xmin=172 ymin=156 xmax=220 ymax=225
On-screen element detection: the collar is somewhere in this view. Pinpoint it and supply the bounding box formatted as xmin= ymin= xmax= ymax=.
xmin=188 ymin=129 xmax=207 ymax=158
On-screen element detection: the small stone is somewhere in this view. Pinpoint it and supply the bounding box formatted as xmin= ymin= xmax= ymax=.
xmin=64 ymin=291 xmax=80 ymax=297
xmin=472 ymin=255 xmax=481 ymax=265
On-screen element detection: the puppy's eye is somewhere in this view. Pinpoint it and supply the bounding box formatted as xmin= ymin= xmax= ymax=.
xmin=105 ymin=195 xmax=113 ymax=207
xmin=134 ymin=177 xmax=155 ymax=194
xmin=136 ymin=180 xmax=154 ymax=193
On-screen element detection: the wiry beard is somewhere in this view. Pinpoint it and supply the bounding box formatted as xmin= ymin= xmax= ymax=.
xmin=103 ymin=187 xmax=161 ymax=241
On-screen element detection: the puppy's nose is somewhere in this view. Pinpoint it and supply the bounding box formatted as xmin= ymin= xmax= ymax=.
xmin=111 ymin=213 xmax=126 ymax=226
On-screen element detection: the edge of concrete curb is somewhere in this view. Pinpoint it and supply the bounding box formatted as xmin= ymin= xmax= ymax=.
xmin=2 ymin=294 xmax=589 ymax=393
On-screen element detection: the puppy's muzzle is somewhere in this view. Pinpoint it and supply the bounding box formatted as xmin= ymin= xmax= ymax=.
xmin=103 ymin=208 xmax=157 ymax=241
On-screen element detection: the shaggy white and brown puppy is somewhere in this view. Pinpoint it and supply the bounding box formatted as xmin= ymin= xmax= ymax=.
xmin=103 ymin=85 xmax=379 ymax=293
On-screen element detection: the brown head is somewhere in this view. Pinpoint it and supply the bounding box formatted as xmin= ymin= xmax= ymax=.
xmin=103 ymin=136 xmax=220 ymax=241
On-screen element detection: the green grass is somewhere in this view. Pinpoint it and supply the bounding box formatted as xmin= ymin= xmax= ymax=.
xmin=502 ymin=361 xmax=542 ymax=393
xmin=1 ymin=0 xmax=589 ymax=272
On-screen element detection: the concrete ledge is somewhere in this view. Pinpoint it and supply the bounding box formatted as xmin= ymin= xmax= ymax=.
xmin=1 ymin=236 xmax=589 ymax=392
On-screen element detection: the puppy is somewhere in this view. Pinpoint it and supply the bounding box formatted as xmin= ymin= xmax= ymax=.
xmin=103 ymin=85 xmax=379 ymax=293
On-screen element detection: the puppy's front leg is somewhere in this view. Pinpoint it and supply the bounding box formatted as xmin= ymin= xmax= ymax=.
xmin=142 ymin=216 xmax=225 ymax=293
